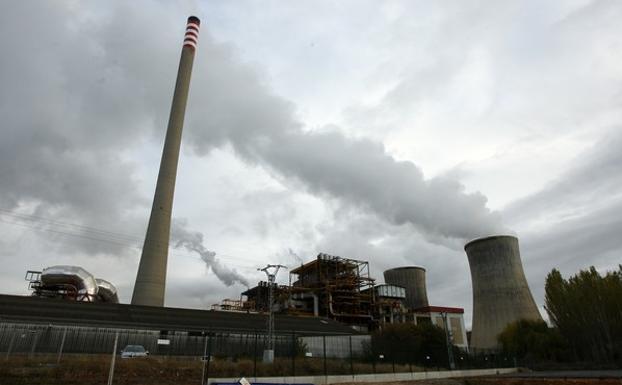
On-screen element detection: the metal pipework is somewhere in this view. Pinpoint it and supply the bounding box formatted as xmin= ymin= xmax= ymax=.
xmin=132 ymin=16 xmax=200 ymax=306
xmin=41 ymin=265 xmax=99 ymax=301
xmin=96 ymin=278 xmax=119 ymax=303
xmin=465 ymin=235 xmax=542 ymax=350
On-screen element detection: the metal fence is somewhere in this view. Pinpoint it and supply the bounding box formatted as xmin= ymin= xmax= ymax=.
xmin=0 ymin=322 xmax=515 ymax=385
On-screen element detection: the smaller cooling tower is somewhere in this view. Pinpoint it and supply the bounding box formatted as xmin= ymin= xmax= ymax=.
xmin=383 ymin=266 xmax=429 ymax=310
xmin=465 ymin=235 xmax=542 ymax=350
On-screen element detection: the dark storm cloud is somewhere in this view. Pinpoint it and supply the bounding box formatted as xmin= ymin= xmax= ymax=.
xmin=503 ymin=129 xmax=622 ymax=272
xmin=498 ymin=130 xmax=622 ymax=313
xmin=518 ymin=198 xmax=622 ymax=318
xmin=503 ymin=131 xmax=622 ymax=224
xmin=523 ymin=200 xmax=622 ymax=270
xmin=0 ymin=2 xmax=180 ymax=227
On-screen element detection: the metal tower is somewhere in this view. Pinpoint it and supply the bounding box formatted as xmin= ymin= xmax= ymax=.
xmin=258 ymin=264 xmax=286 ymax=363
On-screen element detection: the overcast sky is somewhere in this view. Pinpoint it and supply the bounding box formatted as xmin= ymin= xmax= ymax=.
xmin=1 ymin=1 xmax=621 ymax=328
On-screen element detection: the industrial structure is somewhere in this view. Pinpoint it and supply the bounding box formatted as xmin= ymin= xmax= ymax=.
xmin=465 ymin=235 xmax=542 ymax=350
xmin=412 ymin=306 xmax=469 ymax=350
xmin=25 ymin=266 xmax=119 ymax=303
xmin=132 ymin=16 xmax=201 ymax=307
xmin=237 ymin=253 xmax=468 ymax=347
xmin=243 ymin=254 xmax=375 ymax=329
xmin=362 ymin=284 xmax=407 ymax=326
xmin=289 ymin=254 xmax=375 ymax=327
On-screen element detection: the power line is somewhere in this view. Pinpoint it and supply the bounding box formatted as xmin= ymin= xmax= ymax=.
xmin=0 ymin=209 xmax=261 ymax=270
xmin=0 ymin=208 xmax=140 ymax=243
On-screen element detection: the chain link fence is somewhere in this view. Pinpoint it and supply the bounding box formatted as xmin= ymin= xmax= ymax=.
xmin=0 ymin=322 xmax=516 ymax=384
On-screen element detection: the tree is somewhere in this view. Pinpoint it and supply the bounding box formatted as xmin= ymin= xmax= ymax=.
xmin=497 ymin=319 xmax=568 ymax=362
xmin=367 ymin=323 xmax=448 ymax=367
xmin=545 ymin=265 xmax=622 ymax=364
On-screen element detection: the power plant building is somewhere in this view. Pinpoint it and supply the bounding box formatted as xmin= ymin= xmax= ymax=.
xmin=235 ymin=254 xmax=468 ymax=348
xmin=239 ymin=253 xmax=377 ymax=328
xmin=412 ymin=306 xmax=468 ymax=350
xmin=288 ymin=253 xmax=375 ymax=327
xmin=465 ymin=235 xmax=542 ymax=351
xmin=363 ymin=284 xmax=408 ymax=326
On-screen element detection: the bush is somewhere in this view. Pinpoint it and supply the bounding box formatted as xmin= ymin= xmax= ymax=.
xmin=497 ymin=319 xmax=569 ymax=362
xmin=366 ymin=323 xmax=448 ymax=367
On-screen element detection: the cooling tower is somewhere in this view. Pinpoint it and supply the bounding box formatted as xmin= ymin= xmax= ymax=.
xmin=465 ymin=235 xmax=542 ymax=350
xmin=131 ymin=17 xmax=200 ymax=307
xmin=383 ymin=266 xmax=429 ymax=310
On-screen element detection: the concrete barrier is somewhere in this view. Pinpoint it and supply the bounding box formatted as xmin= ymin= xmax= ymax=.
xmin=207 ymin=367 xmax=518 ymax=384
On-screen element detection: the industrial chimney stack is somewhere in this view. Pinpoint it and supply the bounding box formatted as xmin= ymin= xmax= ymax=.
xmin=465 ymin=235 xmax=542 ymax=350
xmin=132 ymin=17 xmax=200 ymax=307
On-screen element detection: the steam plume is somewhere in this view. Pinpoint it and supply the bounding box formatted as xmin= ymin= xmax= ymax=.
xmin=171 ymin=219 xmax=249 ymax=287
xmin=187 ymin=50 xmax=506 ymax=242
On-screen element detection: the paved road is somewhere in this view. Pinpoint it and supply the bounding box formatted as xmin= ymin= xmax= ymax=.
xmin=499 ymin=370 xmax=622 ymax=379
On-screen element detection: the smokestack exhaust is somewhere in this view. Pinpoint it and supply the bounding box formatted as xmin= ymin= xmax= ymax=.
xmin=132 ymin=16 xmax=200 ymax=307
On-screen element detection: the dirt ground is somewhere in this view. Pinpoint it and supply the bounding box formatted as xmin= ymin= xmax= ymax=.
xmin=463 ymin=378 xmax=622 ymax=385
xmin=337 ymin=378 xmax=622 ymax=385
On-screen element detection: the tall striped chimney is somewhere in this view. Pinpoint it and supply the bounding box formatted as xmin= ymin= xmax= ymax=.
xmin=131 ymin=16 xmax=200 ymax=307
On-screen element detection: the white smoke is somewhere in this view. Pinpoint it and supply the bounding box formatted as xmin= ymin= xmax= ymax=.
xmin=171 ymin=219 xmax=249 ymax=287
xmin=186 ymin=46 xmax=507 ymax=242
xmin=287 ymin=248 xmax=304 ymax=264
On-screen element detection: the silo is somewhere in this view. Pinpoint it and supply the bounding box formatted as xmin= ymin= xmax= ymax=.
xmin=465 ymin=235 xmax=542 ymax=350
xmin=383 ymin=266 xmax=429 ymax=310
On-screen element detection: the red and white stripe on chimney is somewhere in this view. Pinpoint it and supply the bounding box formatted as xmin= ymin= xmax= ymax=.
xmin=183 ymin=16 xmax=200 ymax=50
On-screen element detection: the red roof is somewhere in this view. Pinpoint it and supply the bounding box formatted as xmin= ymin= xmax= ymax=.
xmin=413 ymin=306 xmax=464 ymax=314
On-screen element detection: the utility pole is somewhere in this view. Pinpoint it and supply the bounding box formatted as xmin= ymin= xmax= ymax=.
xmin=258 ymin=264 xmax=286 ymax=363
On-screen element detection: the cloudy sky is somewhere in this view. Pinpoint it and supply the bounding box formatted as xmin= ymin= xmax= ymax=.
xmin=1 ymin=1 xmax=621 ymax=328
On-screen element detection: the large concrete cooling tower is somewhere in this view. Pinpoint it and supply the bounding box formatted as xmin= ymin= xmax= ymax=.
xmin=465 ymin=235 xmax=542 ymax=350
xmin=131 ymin=17 xmax=200 ymax=307
xmin=383 ymin=266 xmax=429 ymax=310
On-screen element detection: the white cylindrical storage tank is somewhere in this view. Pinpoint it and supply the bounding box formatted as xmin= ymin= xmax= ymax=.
xmin=465 ymin=235 xmax=542 ymax=351
xmin=383 ymin=266 xmax=429 ymax=310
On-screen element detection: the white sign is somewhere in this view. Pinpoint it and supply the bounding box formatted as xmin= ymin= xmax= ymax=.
xmin=379 ymin=354 xmax=385 ymax=359
xmin=305 ymin=352 xmax=313 ymax=357
xmin=157 ymin=339 xmax=170 ymax=345
xmin=239 ymin=377 xmax=251 ymax=385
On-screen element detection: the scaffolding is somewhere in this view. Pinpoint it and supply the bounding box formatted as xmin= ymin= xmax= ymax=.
xmin=241 ymin=281 xmax=289 ymax=313
xmin=288 ymin=253 xmax=375 ymax=327
xmin=211 ymin=299 xmax=254 ymax=312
